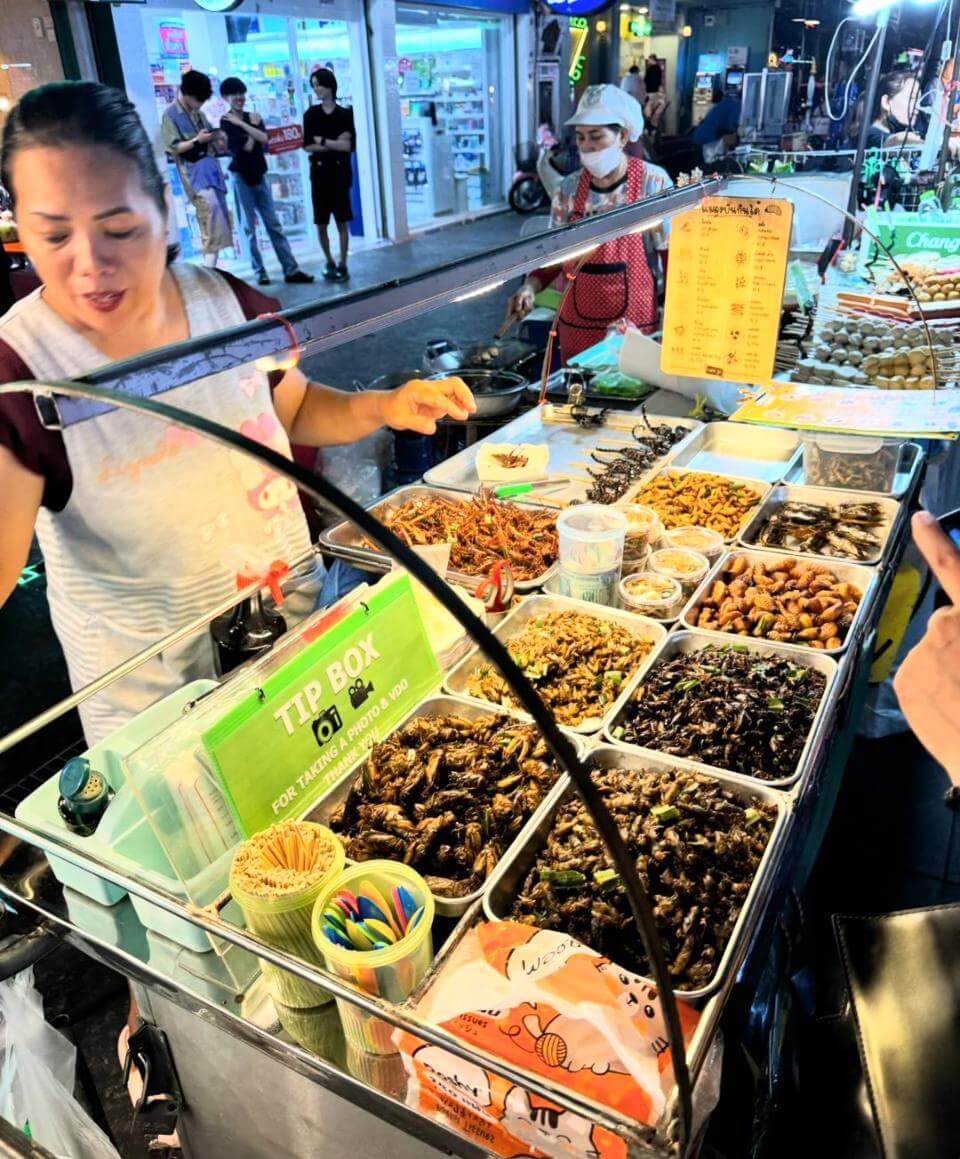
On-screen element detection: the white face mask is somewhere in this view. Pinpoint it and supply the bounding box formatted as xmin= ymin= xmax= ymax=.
xmin=579 ymin=143 xmax=624 ymax=179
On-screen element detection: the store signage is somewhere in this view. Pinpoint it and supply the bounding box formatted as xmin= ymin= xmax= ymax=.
xmin=266 ymin=124 xmax=303 ymax=154
xmin=569 ymin=16 xmax=589 ymax=82
xmin=547 ymin=0 xmax=610 ymax=15
xmin=649 ymin=0 xmax=676 ymax=23
xmin=202 ymin=575 xmax=442 ymax=835
xmin=158 ymin=23 xmax=188 ymax=58
xmin=867 ymin=210 xmax=960 ymax=258
xmin=661 ymin=197 xmax=794 ymax=386
xmin=621 ymin=15 xmax=652 ymax=38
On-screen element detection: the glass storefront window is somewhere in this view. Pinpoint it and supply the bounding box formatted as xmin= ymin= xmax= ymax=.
xmin=131 ymin=7 xmax=373 ymax=271
xmin=395 ymin=5 xmax=511 ymax=228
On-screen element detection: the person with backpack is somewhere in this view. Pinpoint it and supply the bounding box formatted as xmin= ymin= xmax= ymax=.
xmin=161 ymin=70 xmax=232 ymax=267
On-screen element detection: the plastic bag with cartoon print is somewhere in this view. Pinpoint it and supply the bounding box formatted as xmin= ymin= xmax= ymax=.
xmin=394 ymin=921 xmax=721 ymax=1159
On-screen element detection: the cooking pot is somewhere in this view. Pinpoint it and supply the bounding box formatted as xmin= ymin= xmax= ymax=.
xmin=427 ymin=368 xmax=526 ymax=419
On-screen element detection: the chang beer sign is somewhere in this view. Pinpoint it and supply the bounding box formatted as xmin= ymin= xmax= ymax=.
xmin=866 ymin=208 xmax=960 ymax=260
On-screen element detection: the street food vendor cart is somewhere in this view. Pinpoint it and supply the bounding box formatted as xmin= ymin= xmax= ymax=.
xmin=0 ymin=176 xmax=949 ymax=1159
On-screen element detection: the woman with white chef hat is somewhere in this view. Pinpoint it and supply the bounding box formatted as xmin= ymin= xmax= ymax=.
xmin=506 ymin=84 xmax=672 ymax=362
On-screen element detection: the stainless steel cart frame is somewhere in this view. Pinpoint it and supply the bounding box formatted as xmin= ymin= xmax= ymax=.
xmin=0 ymin=178 xmax=924 ymax=1158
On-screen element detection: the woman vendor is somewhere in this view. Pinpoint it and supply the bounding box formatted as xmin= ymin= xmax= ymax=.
xmin=0 ymin=82 xmax=475 ymax=747
xmin=864 ymin=70 xmax=923 ymax=150
xmin=506 ymin=84 xmax=672 ymax=362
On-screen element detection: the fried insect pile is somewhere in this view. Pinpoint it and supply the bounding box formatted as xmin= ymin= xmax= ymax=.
xmin=328 ymin=714 xmax=561 ymax=898
xmin=510 ymin=764 xmax=777 ymax=989
xmin=362 ymin=492 xmax=559 ymax=581
xmin=754 ymin=500 xmax=885 ymax=561
xmin=466 ymin=610 xmax=653 ymax=727
xmin=613 ymin=645 xmax=827 ymax=782
xmin=634 ymin=472 xmax=763 ymax=539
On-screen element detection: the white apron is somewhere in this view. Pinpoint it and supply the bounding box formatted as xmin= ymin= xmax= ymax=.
xmin=1 ymin=264 xmax=314 ymax=744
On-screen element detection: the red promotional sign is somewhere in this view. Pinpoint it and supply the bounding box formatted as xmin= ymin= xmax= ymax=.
xmin=159 ymin=23 xmax=189 ymax=57
xmin=267 ymin=124 xmax=304 ymax=154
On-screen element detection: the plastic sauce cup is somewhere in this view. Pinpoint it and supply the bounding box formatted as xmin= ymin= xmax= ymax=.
xmin=557 ymin=505 xmax=628 ymax=573
xmin=615 ymin=504 xmax=663 ymax=569
xmin=312 ymin=860 xmax=435 ymax=1055
xmin=658 ymin=525 xmax=724 ymax=564
xmin=619 ymin=571 xmax=685 ymax=620
xmin=648 ymin=548 xmax=711 ymax=597
xmin=230 ymin=823 xmax=345 ymax=1010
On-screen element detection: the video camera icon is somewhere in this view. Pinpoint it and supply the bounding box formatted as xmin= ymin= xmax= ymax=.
xmin=348 ymin=678 xmax=374 ymax=709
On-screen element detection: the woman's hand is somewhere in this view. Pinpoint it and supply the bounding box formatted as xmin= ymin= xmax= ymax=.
xmin=379 ymin=376 xmax=476 ymax=435
xmin=894 ymin=511 xmax=960 ymax=783
xmin=507 ymin=281 xmax=538 ymax=323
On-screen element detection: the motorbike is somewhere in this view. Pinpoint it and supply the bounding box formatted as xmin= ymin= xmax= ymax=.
xmin=508 ymin=127 xmax=568 ymax=213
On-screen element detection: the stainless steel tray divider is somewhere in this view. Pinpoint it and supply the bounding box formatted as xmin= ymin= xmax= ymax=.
xmin=301 ymin=692 xmax=584 ymax=918
xmin=317 ymin=483 xmax=559 ymax=591
xmin=602 ymin=628 xmax=838 ymax=790
xmin=737 ymin=483 xmax=901 ymax=567
xmin=443 ymin=593 xmax=670 ymax=735
xmin=665 ymin=422 xmax=803 ymax=484
xmin=623 ymin=468 xmax=773 ymax=542
xmin=677 ymin=547 xmax=879 ymax=657
xmin=481 ymin=744 xmax=789 ymax=1004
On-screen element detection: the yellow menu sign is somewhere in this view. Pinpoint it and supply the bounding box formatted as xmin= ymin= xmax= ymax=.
xmin=661 ymin=196 xmax=793 ymax=385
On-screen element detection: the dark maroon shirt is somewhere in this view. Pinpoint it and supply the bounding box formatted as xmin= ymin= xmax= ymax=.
xmin=0 ymin=270 xmax=281 ymax=511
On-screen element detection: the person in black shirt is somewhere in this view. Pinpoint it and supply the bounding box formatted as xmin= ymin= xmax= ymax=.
xmin=303 ymin=68 xmax=354 ymax=282
xmin=219 ymin=77 xmax=313 ymax=286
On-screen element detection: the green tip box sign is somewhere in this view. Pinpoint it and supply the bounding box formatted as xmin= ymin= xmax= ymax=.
xmin=202 ymin=575 xmax=442 ymax=835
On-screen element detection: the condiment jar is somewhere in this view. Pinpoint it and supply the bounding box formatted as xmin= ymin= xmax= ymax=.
xmin=618 ymin=571 xmax=685 ymax=620
xmin=648 ymin=548 xmax=710 ymax=596
xmin=615 ymin=504 xmax=663 ymax=570
xmin=659 ymin=525 xmax=724 ymax=564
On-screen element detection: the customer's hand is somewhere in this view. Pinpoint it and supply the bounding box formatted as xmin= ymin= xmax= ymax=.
xmin=894 ymin=510 xmax=960 ymax=783
xmin=507 ymin=281 xmax=538 ymax=323
xmin=196 ymin=128 xmax=216 ymax=144
xmin=380 ymin=376 xmax=476 ymax=435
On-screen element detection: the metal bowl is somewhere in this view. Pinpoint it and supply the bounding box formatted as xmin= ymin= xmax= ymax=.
xmin=428 ymin=368 xmax=527 ymax=418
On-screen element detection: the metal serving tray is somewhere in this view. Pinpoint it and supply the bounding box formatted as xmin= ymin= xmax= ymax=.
xmin=624 ymin=468 xmax=773 ymax=544
xmin=444 ymin=593 xmax=669 ymax=735
xmin=422 ymin=405 xmax=702 ymax=501
xmin=317 ymin=483 xmax=558 ymax=592
xmin=481 ymin=745 xmax=788 ymax=1005
xmin=738 ymin=484 xmax=901 ymax=567
xmin=603 ymin=629 xmax=838 ymax=790
xmin=783 ymin=440 xmax=923 ymax=500
xmin=666 ymin=422 xmax=802 ymax=484
xmin=303 ymin=694 xmax=585 ymax=918
xmin=679 ymin=547 xmax=879 ymax=657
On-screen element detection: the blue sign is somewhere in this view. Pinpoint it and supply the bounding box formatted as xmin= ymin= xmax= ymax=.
xmin=546 ymin=0 xmax=611 ymax=14
xmin=435 ymin=0 xmax=532 ymax=11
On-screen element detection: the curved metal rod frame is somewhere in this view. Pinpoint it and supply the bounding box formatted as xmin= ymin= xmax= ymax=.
xmin=1 ymin=377 xmax=694 ymax=1153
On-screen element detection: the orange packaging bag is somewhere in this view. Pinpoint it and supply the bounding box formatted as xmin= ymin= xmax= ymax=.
xmin=395 ymin=921 xmax=712 ymax=1159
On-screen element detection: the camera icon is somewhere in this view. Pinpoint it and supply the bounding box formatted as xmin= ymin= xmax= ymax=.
xmin=311 ymin=704 xmax=344 ymax=746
